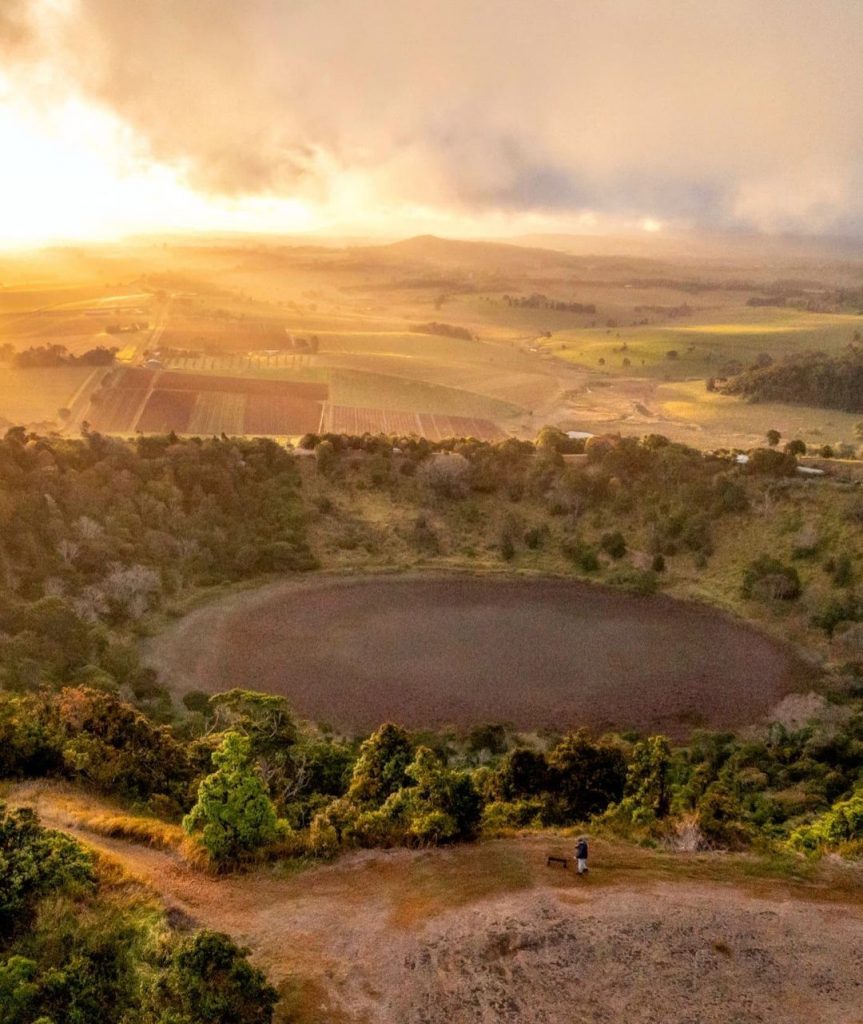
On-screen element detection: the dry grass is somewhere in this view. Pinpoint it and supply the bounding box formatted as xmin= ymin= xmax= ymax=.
xmin=387 ymin=842 xmax=535 ymax=928
xmin=8 ymin=781 xmax=208 ymax=866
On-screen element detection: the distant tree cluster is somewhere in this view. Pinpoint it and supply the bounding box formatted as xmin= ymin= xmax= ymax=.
xmin=503 ymin=293 xmax=596 ymax=314
xmin=410 ymin=321 xmax=475 ymax=340
xmin=3 ymin=344 xmax=118 ymax=368
xmin=723 ymin=348 xmax=863 ymax=413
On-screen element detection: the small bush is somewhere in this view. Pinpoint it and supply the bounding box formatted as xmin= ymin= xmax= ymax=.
xmin=742 ymin=556 xmax=801 ymax=601
xmin=788 ymin=789 xmax=863 ymax=855
xmin=607 ymin=567 xmax=659 ymax=595
xmin=600 ymin=531 xmax=627 ymax=559
xmin=561 ymin=535 xmax=599 ymax=572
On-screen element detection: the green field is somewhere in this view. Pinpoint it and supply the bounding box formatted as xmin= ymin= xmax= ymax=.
xmin=538 ymin=309 xmax=862 ymax=379
xmin=329 ymin=367 xmax=521 ymax=419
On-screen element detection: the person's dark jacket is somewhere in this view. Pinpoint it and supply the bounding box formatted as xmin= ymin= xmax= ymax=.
xmin=576 ymin=839 xmax=588 ymax=860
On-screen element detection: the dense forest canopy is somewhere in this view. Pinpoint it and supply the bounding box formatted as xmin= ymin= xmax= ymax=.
xmin=723 ymin=348 xmax=863 ymax=412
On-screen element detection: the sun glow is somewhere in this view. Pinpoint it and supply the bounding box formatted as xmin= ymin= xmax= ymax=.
xmin=0 ymin=80 xmax=317 ymax=248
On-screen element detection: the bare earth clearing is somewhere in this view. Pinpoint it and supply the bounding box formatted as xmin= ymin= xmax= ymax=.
xmin=13 ymin=784 xmax=863 ymax=1024
xmin=146 ymin=576 xmax=811 ymax=736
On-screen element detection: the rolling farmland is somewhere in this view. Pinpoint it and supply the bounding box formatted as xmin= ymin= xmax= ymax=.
xmin=157 ymin=315 xmax=288 ymax=352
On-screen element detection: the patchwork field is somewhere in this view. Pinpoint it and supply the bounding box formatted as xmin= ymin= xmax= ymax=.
xmin=146 ymin=575 xmax=810 ymax=736
xmin=88 ymin=385 xmax=148 ymax=432
xmin=85 ymin=368 xmax=329 ymax=435
xmin=82 ymin=365 xmax=510 ymax=439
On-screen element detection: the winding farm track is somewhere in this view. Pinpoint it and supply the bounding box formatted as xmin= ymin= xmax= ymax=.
xmin=12 ymin=784 xmax=863 ymax=1024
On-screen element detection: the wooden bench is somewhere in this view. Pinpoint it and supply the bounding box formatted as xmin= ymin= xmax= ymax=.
xmin=546 ymin=855 xmax=569 ymax=869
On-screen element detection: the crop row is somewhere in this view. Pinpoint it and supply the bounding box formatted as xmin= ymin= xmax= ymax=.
xmin=325 ymin=405 xmax=505 ymax=441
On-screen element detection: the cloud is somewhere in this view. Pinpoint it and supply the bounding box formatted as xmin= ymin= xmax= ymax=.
xmin=0 ymin=0 xmax=36 ymax=54
xmin=8 ymin=0 xmax=863 ymax=235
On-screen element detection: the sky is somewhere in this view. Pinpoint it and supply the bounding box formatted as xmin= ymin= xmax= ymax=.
xmin=1 ymin=0 xmax=862 ymax=246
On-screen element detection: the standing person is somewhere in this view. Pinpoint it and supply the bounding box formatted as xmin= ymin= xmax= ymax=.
xmin=576 ymin=836 xmax=589 ymax=875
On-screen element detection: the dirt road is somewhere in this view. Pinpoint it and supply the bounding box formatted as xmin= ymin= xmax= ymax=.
xmin=13 ymin=784 xmax=863 ymax=1024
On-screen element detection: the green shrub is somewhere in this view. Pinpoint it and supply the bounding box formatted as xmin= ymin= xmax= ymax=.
xmin=0 ymin=805 xmax=94 ymax=938
xmin=742 ymin=555 xmax=801 ymax=601
xmin=696 ymin=784 xmax=752 ymax=849
xmin=561 ymin=535 xmax=599 ymax=571
xmin=600 ymin=531 xmax=627 ymax=559
xmin=606 ymin=567 xmax=659 ymax=595
xmin=183 ymin=733 xmax=279 ymax=867
xmin=347 ymin=723 xmax=413 ymax=806
xmin=146 ymin=930 xmax=278 ymax=1024
xmin=481 ymin=798 xmax=546 ymax=832
xmin=788 ymin=789 xmax=863 ymax=855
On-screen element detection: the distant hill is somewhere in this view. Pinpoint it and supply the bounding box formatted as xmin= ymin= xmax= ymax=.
xmin=372 ymin=234 xmax=674 ymax=280
xmin=380 ymin=233 xmax=578 ymax=266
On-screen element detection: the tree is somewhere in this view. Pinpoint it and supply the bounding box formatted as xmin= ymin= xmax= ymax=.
xmin=545 ymin=732 xmax=627 ymax=823
xmin=208 ymin=690 xmax=299 ymax=804
xmin=418 ymin=452 xmax=472 ymax=498
xmin=784 ymin=438 xmax=806 ymax=456
xmin=146 ymin=930 xmax=278 ymax=1024
xmin=493 ymin=748 xmax=549 ymax=800
xmin=183 ymin=733 xmax=279 ymax=866
xmin=766 ymin=429 xmax=781 ymax=447
xmin=745 ymin=448 xmax=798 ymax=477
xmin=57 ymin=687 xmax=191 ymax=801
xmin=624 ymin=736 xmax=672 ymax=818
xmin=347 ymin=723 xmax=413 ymax=806
xmin=400 ymin=746 xmax=482 ymax=844
xmin=354 ymin=747 xmax=483 ymax=846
